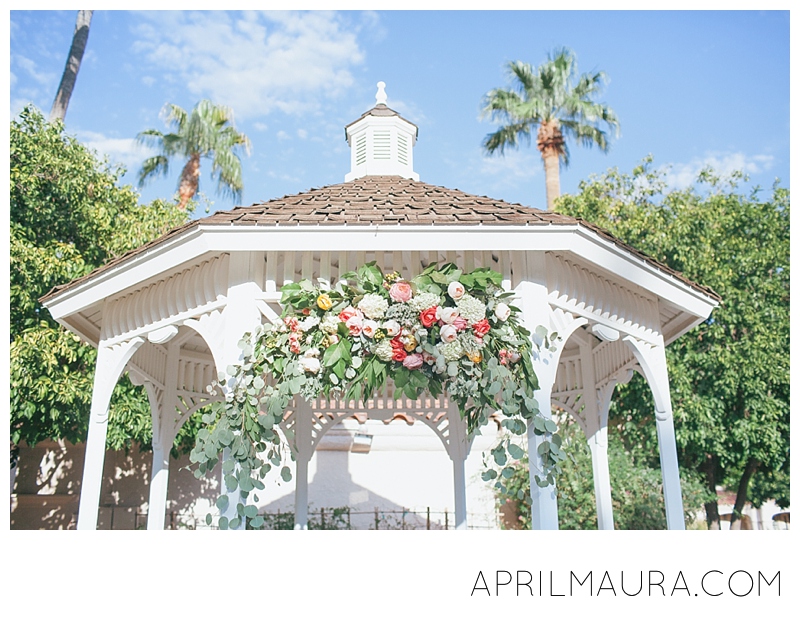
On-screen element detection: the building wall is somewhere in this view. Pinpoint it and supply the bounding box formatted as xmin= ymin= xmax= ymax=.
xmin=10 ymin=419 xmax=502 ymax=530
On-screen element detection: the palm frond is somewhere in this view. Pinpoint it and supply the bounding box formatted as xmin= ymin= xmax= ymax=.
xmin=137 ymin=155 xmax=170 ymax=186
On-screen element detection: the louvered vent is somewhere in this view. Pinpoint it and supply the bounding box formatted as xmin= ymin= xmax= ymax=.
xmin=373 ymin=130 xmax=391 ymax=160
xmin=355 ymin=134 xmax=367 ymax=166
xmin=398 ymin=134 xmax=408 ymax=165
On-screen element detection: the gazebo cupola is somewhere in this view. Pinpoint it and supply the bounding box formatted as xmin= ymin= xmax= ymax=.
xmin=344 ymin=81 xmax=419 ymax=181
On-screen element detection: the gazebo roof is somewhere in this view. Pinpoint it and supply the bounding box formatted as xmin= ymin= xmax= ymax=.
xmin=40 ymin=175 xmax=719 ymax=304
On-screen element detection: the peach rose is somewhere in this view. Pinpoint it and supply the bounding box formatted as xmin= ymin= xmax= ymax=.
xmin=389 ymin=281 xmax=413 ymax=303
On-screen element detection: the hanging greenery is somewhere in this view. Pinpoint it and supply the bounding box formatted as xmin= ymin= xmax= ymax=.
xmin=190 ymin=262 xmax=565 ymax=529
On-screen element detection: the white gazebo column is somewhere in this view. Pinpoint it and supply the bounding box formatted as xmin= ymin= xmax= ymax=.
xmin=293 ymin=398 xmax=313 ymax=530
xmin=145 ymin=329 xmax=181 ymax=530
xmin=576 ymin=333 xmax=615 ymax=531
xmin=589 ymin=380 xmax=618 ymax=530
xmin=185 ymin=252 xmax=264 ymax=530
xmin=77 ymin=337 xmax=144 ymax=530
xmin=623 ymin=336 xmax=685 ymax=530
xmin=516 ymin=251 xmax=586 ymax=530
xmin=447 ymin=402 xmax=470 ymax=530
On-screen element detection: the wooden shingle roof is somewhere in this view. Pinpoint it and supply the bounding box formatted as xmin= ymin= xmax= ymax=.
xmin=40 ymin=175 xmax=720 ymax=303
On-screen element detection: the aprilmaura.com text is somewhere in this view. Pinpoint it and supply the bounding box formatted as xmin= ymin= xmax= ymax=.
xmin=471 ymin=570 xmax=780 ymax=598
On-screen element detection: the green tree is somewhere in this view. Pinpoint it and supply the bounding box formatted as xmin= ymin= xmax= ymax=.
xmin=10 ymin=106 xmax=194 ymax=464
xmin=481 ymin=47 xmax=619 ymax=211
xmin=494 ymin=422 xmax=711 ymax=530
xmin=137 ymin=100 xmax=251 ymax=210
xmin=555 ymin=159 xmax=790 ymax=529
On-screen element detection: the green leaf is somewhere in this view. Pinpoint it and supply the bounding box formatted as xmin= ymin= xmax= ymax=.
xmin=281 ymin=466 xmax=292 ymax=482
xmin=218 ymin=516 xmax=229 ymax=530
xmin=244 ymin=505 xmax=258 ymax=519
xmin=215 ymin=495 xmax=229 ymax=512
xmin=507 ymin=443 xmax=525 ymax=459
xmin=250 ymin=516 xmax=265 ymax=529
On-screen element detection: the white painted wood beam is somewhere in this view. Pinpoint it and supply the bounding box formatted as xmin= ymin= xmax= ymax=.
xmin=623 ymin=336 xmax=685 ymax=530
xmin=76 ymin=336 xmax=144 ymax=530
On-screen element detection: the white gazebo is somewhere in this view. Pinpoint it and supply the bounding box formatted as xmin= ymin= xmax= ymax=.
xmin=41 ymin=83 xmax=719 ymax=531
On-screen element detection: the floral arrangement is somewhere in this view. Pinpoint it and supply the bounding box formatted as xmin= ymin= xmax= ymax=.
xmin=190 ymin=262 xmax=564 ymax=530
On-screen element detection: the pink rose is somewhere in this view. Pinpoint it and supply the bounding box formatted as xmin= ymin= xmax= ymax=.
xmin=339 ymin=306 xmax=360 ymax=323
xmin=448 ymin=281 xmax=466 ymax=300
xmin=453 ymin=317 xmax=469 ymax=332
xmin=422 ymin=352 xmax=437 ymax=365
xmin=438 ymin=306 xmax=460 ymax=324
xmin=403 ymin=353 xmax=424 ymax=370
xmin=345 ymin=314 xmax=363 ymax=336
xmin=389 ymin=281 xmax=413 ymax=303
xmin=440 ymin=324 xmax=458 ymax=343
xmin=362 ymin=319 xmax=378 ymax=338
xmin=382 ymin=320 xmax=401 ymax=337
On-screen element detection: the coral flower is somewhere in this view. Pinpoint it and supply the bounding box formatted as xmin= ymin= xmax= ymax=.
xmin=420 ymin=306 xmax=438 ymax=328
xmin=390 ymin=337 xmax=407 ymax=362
xmin=472 ymin=318 xmax=491 ymax=337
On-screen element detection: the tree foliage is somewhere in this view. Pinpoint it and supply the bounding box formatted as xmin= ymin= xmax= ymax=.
xmin=482 ymin=47 xmax=619 ymax=210
xmin=137 ymin=100 xmax=251 ymax=210
xmin=555 ymin=158 xmax=790 ymax=527
xmin=10 ymin=106 xmax=193 ymax=460
xmin=494 ymin=422 xmax=712 ymax=530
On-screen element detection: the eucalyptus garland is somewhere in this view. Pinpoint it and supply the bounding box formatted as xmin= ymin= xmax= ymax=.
xmin=190 ymin=262 xmax=565 ymax=529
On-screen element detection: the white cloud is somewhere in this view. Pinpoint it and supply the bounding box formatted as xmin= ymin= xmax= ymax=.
xmin=297 ymin=128 xmax=308 ymax=139
xmin=12 ymin=54 xmax=56 ymax=86
xmin=662 ymin=152 xmax=775 ymax=189
xmin=76 ymin=130 xmax=152 ymax=175
xmin=478 ymin=149 xmax=540 ymax=182
xmin=130 ymin=10 xmax=368 ymax=120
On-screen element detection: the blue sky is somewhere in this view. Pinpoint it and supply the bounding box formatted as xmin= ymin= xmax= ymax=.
xmin=9 ymin=10 xmax=791 ymax=217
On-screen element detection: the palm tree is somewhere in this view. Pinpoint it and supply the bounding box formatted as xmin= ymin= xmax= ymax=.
xmin=482 ymin=47 xmax=620 ymax=211
xmin=50 ymin=10 xmax=93 ymax=122
xmin=137 ymin=100 xmax=251 ymax=210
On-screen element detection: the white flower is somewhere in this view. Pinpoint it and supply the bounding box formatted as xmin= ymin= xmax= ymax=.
xmin=456 ymin=294 xmax=486 ymax=324
xmin=382 ymin=319 xmax=401 ymax=337
xmin=299 ymin=357 xmax=321 ymax=374
xmin=448 ymin=281 xmax=466 ymax=300
xmin=408 ymin=292 xmax=442 ymax=312
xmin=437 ymin=340 xmax=463 ymax=362
xmin=320 ymin=313 xmax=340 ymax=334
xmin=440 ymin=324 xmax=458 ymax=343
xmin=299 ymin=315 xmax=320 ymax=332
xmin=304 ymin=348 xmax=320 ymax=358
xmin=362 ymin=319 xmax=379 ymax=338
xmin=374 ymin=339 xmax=394 ymax=362
xmin=437 ymin=306 xmax=460 ymax=324
xmin=357 ymin=293 xmax=389 ymax=319
xmin=494 ymin=302 xmax=511 ymax=322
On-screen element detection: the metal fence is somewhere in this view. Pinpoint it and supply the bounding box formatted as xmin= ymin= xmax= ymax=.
xmin=121 ymin=507 xmax=499 ymax=530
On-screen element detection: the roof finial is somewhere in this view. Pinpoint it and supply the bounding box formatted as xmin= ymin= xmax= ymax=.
xmin=375 ymin=81 xmax=387 ymax=106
